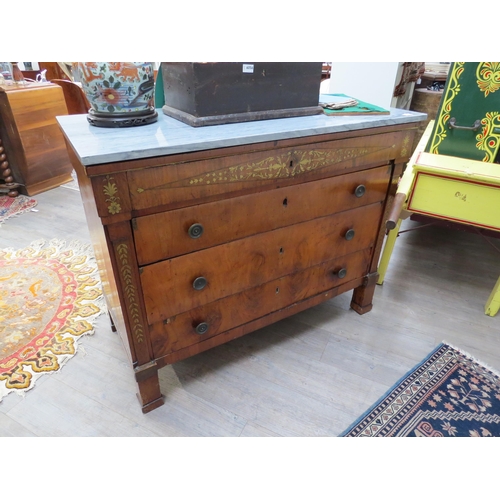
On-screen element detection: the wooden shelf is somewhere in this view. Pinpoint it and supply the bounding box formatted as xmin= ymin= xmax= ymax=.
xmin=422 ymin=70 xmax=449 ymax=81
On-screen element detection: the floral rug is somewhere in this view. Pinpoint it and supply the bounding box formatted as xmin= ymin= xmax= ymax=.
xmin=340 ymin=343 xmax=500 ymax=437
xmin=0 ymin=239 xmax=106 ymax=401
xmin=0 ymin=194 xmax=37 ymax=225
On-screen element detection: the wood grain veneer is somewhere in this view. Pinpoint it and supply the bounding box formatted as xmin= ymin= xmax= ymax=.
xmin=0 ymin=82 xmax=73 ymax=195
xmin=62 ymin=117 xmax=418 ymax=413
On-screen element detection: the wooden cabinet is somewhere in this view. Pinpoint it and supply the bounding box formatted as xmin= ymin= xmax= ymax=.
xmin=409 ymin=69 xmax=449 ymax=152
xmin=426 ymin=62 xmax=500 ymax=162
xmin=0 ymin=82 xmax=73 ymax=195
xmin=58 ymin=110 xmax=423 ymax=413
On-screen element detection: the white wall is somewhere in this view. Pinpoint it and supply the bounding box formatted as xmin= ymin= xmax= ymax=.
xmin=324 ymin=62 xmax=399 ymax=110
xmin=16 ymin=62 xmax=40 ymax=71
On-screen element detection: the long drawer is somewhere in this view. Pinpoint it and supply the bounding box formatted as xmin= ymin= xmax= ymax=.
xmin=133 ymin=165 xmax=391 ymax=265
xmin=407 ymin=172 xmax=500 ymax=231
xmin=140 ymin=202 xmax=383 ymax=324
xmin=149 ymin=247 xmax=372 ymax=358
xmin=127 ymin=130 xmax=408 ymax=212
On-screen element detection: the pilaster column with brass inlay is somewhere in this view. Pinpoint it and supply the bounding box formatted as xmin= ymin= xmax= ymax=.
xmin=106 ymin=221 xmax=163 ymax=412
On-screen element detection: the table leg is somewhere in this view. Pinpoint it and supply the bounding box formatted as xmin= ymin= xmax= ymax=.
xmin=351 ymin=272 xmax=379 ymax=314
xmin=135 ymin=361 xmax=164 ymax=413
xmin=377 ymin=218 xmax=402 ymax=285
xmin=485 ymin=276 xmax=500 ymax=317
xmin=108 ymin=312 xmax=117 ymax=332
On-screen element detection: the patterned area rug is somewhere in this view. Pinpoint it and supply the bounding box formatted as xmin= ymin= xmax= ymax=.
xmin=0 ymin=194 xmax=37 ymax=225
xmin=341 ymin=343 xmax=500 ymax=436
xmin=0 ymin=239 xmax=106 ymax=401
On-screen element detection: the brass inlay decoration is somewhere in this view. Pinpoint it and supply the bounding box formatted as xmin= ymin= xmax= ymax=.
xmin=476 ymin=62 xmax=500 ymax=97
xmin=429 ymin=62 xmax=465 ymax=155
xmin=400 ymin=134 xmax=411 ymax=157
xmin=103 ymin=175 xmax=122 ymax=214
xmin=116 ymin=243 xmax=144 ymax=343
xmin=475 ymin=111 xmax=500 ymax=162
xmin=135 ymin=146 xmax=385 ymax=193
xmin=187 ymin=147 xmax=371 ymax=185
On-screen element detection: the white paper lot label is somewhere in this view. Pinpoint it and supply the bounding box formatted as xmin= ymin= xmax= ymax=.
xmin=242 ymin=64 xmax=254 ymax=73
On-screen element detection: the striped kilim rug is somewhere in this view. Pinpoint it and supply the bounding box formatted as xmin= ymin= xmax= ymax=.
xmin=341 ymin=343 xmax=500 ymax=437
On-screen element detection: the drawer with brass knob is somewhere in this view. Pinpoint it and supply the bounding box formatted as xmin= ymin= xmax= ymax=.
xmin=149 ymin=247 xmax=372 ymax=358
xmin=133 ymin=165 xmax=390 ymax=265
xmin=127 ymin=129 xmax=410 ymax=213
xmin=140 ymin=201 xmax=384 ymax=324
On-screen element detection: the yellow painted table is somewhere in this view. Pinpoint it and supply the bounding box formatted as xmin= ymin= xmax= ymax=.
xmin=378 ymin=121 xmax=500 ymax=316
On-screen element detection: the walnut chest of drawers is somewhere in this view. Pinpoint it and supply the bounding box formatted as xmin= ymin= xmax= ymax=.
xmin=58 ymin=108 xmax=425 ymax=413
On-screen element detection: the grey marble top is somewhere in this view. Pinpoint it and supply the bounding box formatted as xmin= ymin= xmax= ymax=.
xmin=57 ymin=99 xmax=426 ymax=167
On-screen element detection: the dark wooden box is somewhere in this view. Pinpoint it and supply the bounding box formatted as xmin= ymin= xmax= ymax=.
xmin=161 ymin=62 xmax=323 ymax=126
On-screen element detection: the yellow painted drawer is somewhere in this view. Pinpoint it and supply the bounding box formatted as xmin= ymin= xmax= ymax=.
xmin=407 ymin=172 xmax=500 ymax=231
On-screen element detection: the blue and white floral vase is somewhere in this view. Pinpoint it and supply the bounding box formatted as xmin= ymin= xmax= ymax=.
xmin=75 ymin=62 xmax=158 ymax=127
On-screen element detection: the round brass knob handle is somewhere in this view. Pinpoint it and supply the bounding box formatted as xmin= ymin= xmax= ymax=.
xmin=192 ymin=276 xmax=207 ymax=290
xmin=354 ymin=185 xmax=366 ymax=198
xmin=345 ymin=229 xmax=355 ymax=241
xmin=188 ymin=223 xmax=204 ymax=239
xmin=194 ymin=322 xmax=209 ymax=335
xmin=336 ymin=268 xmax=347 ymax=279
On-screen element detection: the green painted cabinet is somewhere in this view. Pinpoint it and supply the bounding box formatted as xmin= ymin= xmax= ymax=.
xmin=426 ymin=62 xmax=500 ymax=163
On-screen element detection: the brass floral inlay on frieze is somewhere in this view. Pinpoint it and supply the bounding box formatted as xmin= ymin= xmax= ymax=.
xmin=188 ymin=148 xmax=374 ymax=185
xmin=103 ymin=175 xmax=122 ymax=214
xmin=400 ymin=133 xmax=411 ymax=157
xmin=116 ymin=243 xmax=144 ymax=343
xmin=135 ymin=145 xmax=392 ymax=194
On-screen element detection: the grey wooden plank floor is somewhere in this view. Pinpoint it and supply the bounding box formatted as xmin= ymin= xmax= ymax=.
xmin=1 ymin=180 xmax=499 ymax=437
